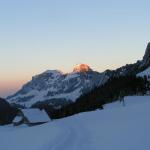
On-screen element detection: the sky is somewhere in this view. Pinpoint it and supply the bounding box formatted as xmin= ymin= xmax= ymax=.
xmin=0 ymin=0 xmax=150 ymax=97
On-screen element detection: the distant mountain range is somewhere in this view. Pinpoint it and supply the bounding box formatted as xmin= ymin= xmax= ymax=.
xmin=7 ymin=42 xmax=150 ymax=108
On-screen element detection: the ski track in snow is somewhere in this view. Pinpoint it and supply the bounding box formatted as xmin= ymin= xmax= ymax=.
xmin=51 ymin=119 xmax=93 ymax=150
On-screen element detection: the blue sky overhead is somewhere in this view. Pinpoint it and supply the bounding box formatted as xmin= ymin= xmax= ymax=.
xmin=0 ymin=0 xmax=150 ymax=97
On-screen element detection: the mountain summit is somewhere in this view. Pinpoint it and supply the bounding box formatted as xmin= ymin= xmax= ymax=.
xmin=73 ymin=64 xmax=93 ymax=72
xmin=143 ymin=42 xmax=150 ymax=66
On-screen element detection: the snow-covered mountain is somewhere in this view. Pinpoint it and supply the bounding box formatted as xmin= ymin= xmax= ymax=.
xmin=7 ymin=64 xmax=106 ymax=107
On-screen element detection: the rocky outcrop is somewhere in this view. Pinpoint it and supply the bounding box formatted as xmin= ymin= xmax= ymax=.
xmin=142 ymin=42 xmax=150 ymax=66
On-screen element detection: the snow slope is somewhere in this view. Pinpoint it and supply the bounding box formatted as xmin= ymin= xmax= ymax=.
xmin=137 ymin=66 xmax=150 ymax=77
xmin=1 ymin=96 xmax=150 ymax=150
xmin=104 ymin=95 xmax=150 ymax=109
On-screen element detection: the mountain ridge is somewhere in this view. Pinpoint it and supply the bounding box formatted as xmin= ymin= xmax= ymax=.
xmin=7 ymin=42 xmax=150 ymax=108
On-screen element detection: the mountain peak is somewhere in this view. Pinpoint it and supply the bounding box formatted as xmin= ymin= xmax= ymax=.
xmin=43 ymin=70 xmax=63 ymax=75
xmin=142 ymin=42 xmax=150 ymax=65
xmin=73 ymin=64 xmax=93 ymax=73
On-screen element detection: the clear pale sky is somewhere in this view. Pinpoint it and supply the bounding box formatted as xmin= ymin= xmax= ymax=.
xmin=0 ymin=0 xmax=150 ymax=97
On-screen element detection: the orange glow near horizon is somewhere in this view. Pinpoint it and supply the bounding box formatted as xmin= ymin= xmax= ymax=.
xmin=0 ymin=71 xmax=32 ymax=97
xmin=0 ymin=78 xmax=27 ymax=97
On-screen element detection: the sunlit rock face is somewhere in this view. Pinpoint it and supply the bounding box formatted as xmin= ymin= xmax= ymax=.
xmin=73 ymin=64 xmax=93 ymax=72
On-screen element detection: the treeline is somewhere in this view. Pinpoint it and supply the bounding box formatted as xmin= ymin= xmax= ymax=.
xmin=37 ymin=75 xmax=150 ymax=119
xmin=0 ymin=98 xmax=18 ymax=125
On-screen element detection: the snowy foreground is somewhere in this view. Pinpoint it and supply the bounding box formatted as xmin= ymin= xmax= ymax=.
xmin=1 ymin=96 xmax=150 ymax=150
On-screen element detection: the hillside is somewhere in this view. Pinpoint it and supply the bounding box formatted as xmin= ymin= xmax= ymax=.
xmin=1 ymin=96 xmax=150 ymax=150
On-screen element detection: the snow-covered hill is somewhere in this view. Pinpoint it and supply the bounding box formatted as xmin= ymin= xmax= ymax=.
xmin=1 ymin=95 xmax=150 ymax=150
xmin=7 ymin=64 xmax=106 ymax=107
